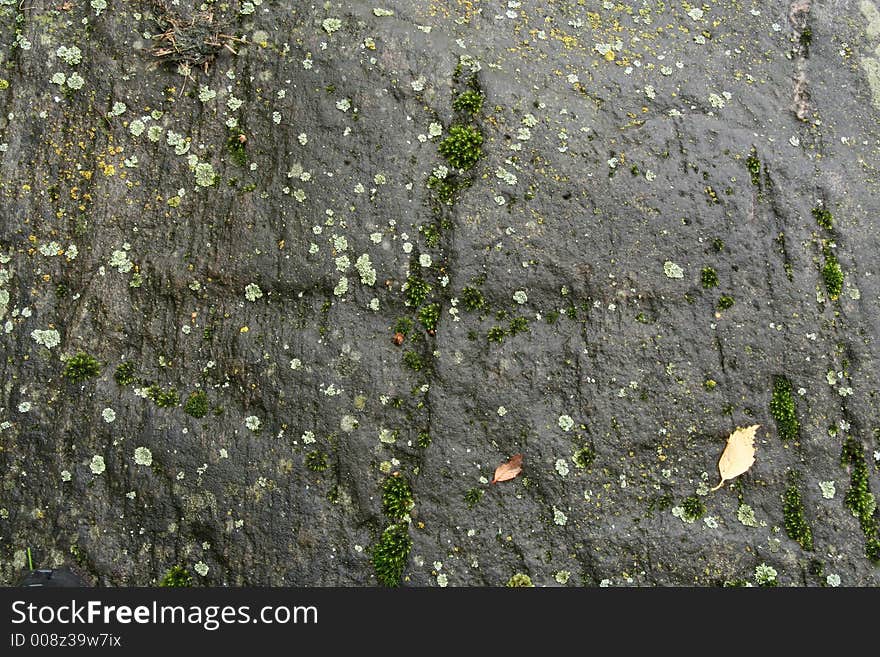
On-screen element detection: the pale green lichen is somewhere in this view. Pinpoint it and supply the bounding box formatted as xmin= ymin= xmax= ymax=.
xmin=663 ymin=260 xmax=684 ymax=279
xmin=56 ymin=45 xmax=82 ymax=65
xmin=754 ymin=563 xmax=778 ymax=586
xmin=819 ymin=481 xmax=836 ymax=499
xmin=134 ymin=446 xmax=152 ymax=466
xmin=322 ymin=18 xmax=342 ymax=34
xmin=355 ymin=254 xmax=376 ymax=285
xmin=736 ymin=504 xmax=760 ymax=527
xmin=244 ymin=283 xmax=263 ymax=302
xmin=31 ymin=328 xmax=61 ymax=349
xmin=89 ymin=455 xmax=106 ymax=475
xmin=193 ymin=162 xmax=217 ymax=187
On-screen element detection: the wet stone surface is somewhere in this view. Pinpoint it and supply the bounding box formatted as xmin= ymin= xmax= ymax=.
xmin=0 ymin=0 xmax=879 ymax=586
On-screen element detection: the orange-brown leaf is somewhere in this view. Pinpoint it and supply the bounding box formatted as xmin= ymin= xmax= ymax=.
xmin=491 ymin=453 xmax=523 ymax=484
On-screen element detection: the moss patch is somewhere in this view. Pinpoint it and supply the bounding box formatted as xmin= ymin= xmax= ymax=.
xmin=770 ymin=376 xmax=799 ymax=441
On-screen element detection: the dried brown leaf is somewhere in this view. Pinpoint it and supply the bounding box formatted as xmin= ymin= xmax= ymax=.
xmin=491 ymin=453 xmax=523 ymax=484
xmin=711 ymin=425 xmax=759 ymax=491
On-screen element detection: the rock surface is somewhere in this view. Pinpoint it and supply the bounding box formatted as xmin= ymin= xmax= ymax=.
xmin=1 ymin=0 xmax=879 ymax=587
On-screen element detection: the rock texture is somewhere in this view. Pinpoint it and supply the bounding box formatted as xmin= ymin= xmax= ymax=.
xmin=1 ymin=0 xmax=879 ymax=587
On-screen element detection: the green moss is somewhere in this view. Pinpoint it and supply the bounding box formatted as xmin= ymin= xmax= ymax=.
xmin=460 ymin=286 xmax=485 ymax=311
xmin=438 ymin=124 xmax=483 ymax=170
xmin=183 ymin=390 xmax=209 ymax=418
xmin=682 ymin=495 xmax=706 ymax=522
xmin=372 ymin=523 xmax=412 ymax=587
xmin=402 ymin=350 xmax=423 ymax=372
xmin=782 ymin=475 xmax=814 ymax=551
xmin=508 ymin=316 xmax=529 ymax=336
xmin=799 ymin=26 xmax=812 ymax=52
xmin=700 ymin=267 xmax=719 ymax=289
xmin=452 ymin=89 xmax=485 ymax=114
xmin=405 ymin=274 xmax=432 ymax=307
xmin=226 ymin=129 xmax=247 ymax=166
xmin=418 ymin=303 xmax=440 ymax=332
xmin=305 ymin=450 xmax=329 ymax=472
xmin=393 ymin=317 xmax=413 ymax=337
xmin=812 ymin=206 xmax=833 ymax=230
xmin=147 ymin=385 xmax=179 ymax=408
xmin=422 ymin=223 xmax=441 ymax=247
xmin=381 ymin=475 xmax=414 ymax=521
xmin=464 ymin=487 xmax=483 ymax=508
xmin=712 ymin=237 xmax=725 ymax=252
xmin=63 ymin=352 xmax=101 ymax=382
xmin=770 ymin=376 xmax=799 ymax=441
xmin=821 ymin=249 xmax=844 ymax=299
xmin=417 ymin=431 xmax=432 ymax=448
xmin=114 ymin=361 xmax=137 ymax=386
xmin=487 ymin=326 xmax=506 ymax=343
xmin=506 ymin=573 xmax=534 ymax=587
xmin=427 ymin=174 xmax=468 ymax=205
xmin=159 ymin=565 xmax=193 ymax=587
xmin=842 ymin=437 xmax=880 ymax=561
xmin=717 ymin=295 xmax=735 ymax=311
xmin=746 ymin=150 xmax=761 ymax=186
xmin=573 ymin=445 xmax=596 ymax=469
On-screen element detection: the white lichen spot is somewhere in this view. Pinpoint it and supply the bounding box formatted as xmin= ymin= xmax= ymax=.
xmin=819 ymin=481 xmax=836 ymax=499
xmin=754 ymin=563 xmax=777 ymax=586
xmin=340 ymin=415 xmax=358 ymax=433
xmin=419 ymin=253 xmax=432 ymax=268
xmin=89 ymin=455 xmax=106 ymax=475
xmin=322 ymin=18 xmax=342 ymax=34
xmin=66 ymin=72 xmax=84 ymax=90
xmin=513 ymin=290 xmax=528 ymax=304
xmin=31 ymin=329 xmax=61 ymax=349
xmin=826 ymin=573 xmax=841 ymax=587
xmin=244 ymin=415 xmax=262 ymax=432
xmin=555 ymin=458 xmax=569 ymax=477
xmin=194 ymin=561 xmax=209 ymax=576
xmin=555 ymin=570 xmax=571 ymax=584
xmin=109 ymin=250 xmax=133 ymax=273
xmin=355 ymin=254 xmax=376 ymax=285
xmin=61 ymin=470 xmax=72 ymax=482
xmin=198 ymin=85 xmax=217 ymax=102
xmin=244 ymin=283 xmax=263 ymax=302
xmin=333 ymin=277 xmax=349 ymax=296
xmin=558 ymin=414 xmax=574 ymax=432
xmin=553 ymin=507 xmax=568 ymax=526
xmin=193 ymin=162 xmax=217 ymax=187
xmin=18 ymin=401 xmax=31 ymax=413
xmin=736 ymin=504 xmax=760 ymax=527
xmin=102 ymin=407 xmax=116 ymax=423
xmin=663 ymin=261 xmax=684 ymax=279
xmin=436 ymin=573 xmax=448 ymax=587
xmin=134 ymin=446 xmax=153 ymax=466
xmin=290 ymin=358 xmax=302 ymax=370
xmin=378 ymin=428 xmax=396 ymax=444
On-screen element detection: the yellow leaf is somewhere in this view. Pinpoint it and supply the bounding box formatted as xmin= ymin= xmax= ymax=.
xmin=711 ymin=425 xmax=759 ymax=492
